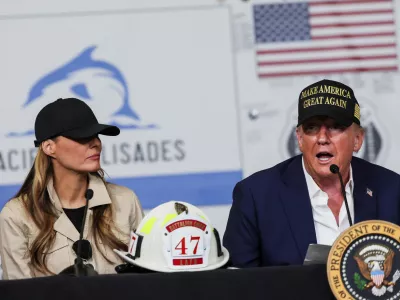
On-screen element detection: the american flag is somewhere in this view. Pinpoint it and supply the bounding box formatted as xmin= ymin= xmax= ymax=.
xmin=253 ymin=0 xmax=398 ymax=78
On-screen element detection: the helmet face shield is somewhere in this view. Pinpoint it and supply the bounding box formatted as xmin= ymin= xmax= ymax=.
xmin=114 ymin=201 xmax=229 ymax=272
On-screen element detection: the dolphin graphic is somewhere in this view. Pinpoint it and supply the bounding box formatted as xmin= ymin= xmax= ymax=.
xmin=25 ymin=46 xmax=140 ymax=120
xmin=7 ymin=46 xmax=157 ymax=137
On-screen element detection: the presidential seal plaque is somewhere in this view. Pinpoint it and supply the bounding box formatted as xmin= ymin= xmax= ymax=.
xmin=327 ymin=220 xmax=400 ymax=300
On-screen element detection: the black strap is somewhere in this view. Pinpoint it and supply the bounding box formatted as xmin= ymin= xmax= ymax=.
xmin=127 ymin=234 xmax=144 ymax=260
xmin=213 ymin=228 xmax=223 ymax=257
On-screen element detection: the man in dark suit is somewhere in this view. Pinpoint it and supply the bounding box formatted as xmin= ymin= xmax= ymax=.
xmin=223 ymin=79 xmax=400 ymax=267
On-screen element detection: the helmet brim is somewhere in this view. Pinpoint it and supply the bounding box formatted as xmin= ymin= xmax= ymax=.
xmin=114 ymin=248 xmax=230 ymax=273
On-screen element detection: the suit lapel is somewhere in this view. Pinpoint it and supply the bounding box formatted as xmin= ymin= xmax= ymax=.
xmin=47 ymin=178 xmax=80 ymax=241
xmin=352 ymin=158 xmax=377 ymax=223
xmin=83 ymin=175 xmax=112 ymax=240
xmin=46 ymin=174 xmax=112 ymax=242
xmin=54 ymin=213 xmax=80 ymax=242
xmin=279 ymin=156 xmax=317 ymax=260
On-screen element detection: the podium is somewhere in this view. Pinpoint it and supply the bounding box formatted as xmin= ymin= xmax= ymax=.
xmin=0 ymin=264 xmax=335 ymax=300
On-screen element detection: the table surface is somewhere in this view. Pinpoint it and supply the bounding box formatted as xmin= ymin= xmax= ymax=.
xmin=0 ymin=264 xmax=336 ymax=300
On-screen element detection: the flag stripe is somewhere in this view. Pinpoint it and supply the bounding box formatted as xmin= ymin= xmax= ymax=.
xmin=258 ymin=54 xmax=397 ymax=66
xmin=256 ymin=43 xmax=396 ymax=55
xmin=310 ymin=2 xmax=393 ymax=13
xmin=312 ymin=25 xmax=396 ymax=36
xmin=259 ymin=66 xmax=397 ymax=78
xmin=309 ymin=0 xmax=392 ymax=6
xmin=311 ymin=20 xmax=394 ymax=29
xmin=312 ymin=32 xmax=395 ymax=40
xmin=258 ymin=36 xmax=395 ymax=49
xmin=257 ymin=48 xmax=397 ymax=62
xmin=253 ymin=0 xmax=397 ymax=78
xmin=310 ymin=9 xmax=393 ymax=17
xmin=258 ymin=51 xmax=397 ymax=65
xmin=258 ymin=58 xmax=397 ymax=73
xmin=310 ymin=14 xmax=394 ymax=24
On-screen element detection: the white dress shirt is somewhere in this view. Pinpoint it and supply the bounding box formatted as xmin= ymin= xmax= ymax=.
xmin=302 ymin=158 xmax=355 ymax=246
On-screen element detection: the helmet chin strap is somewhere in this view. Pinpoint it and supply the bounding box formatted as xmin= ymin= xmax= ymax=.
xmin=127 ymin=234 xmax=143 ymax=260
xmin=213 ymin=228 xmax=223 ymax=257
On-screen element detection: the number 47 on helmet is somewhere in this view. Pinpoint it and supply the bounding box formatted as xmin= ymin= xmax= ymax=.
xmin=114 ymin=201 xmax=230 ymax=273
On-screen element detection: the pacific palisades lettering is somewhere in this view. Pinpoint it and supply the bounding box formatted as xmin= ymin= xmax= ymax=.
xmin=0 ymin=139 xmax=186 ymax=172
xmin=101 ymin=139 xmax=185 ymax=165
xmin=0 ymin=148 xmax=37 ymax=171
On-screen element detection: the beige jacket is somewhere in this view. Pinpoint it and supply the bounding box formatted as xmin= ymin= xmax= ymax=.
xmin=0 ymin=174 xmax=144 ymax=280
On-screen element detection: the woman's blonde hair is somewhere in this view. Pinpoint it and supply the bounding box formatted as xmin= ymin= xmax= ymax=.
xmin=14 ymin=147 xmax=128 ymax=275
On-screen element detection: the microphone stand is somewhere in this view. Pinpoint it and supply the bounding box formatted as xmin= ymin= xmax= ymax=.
xmin=330 ymin=164 xmax=353 ymax=226
xmin=59 ymin=189 xmax=98 ymax=277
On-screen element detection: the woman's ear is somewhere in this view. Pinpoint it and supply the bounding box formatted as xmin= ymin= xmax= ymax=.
xmin=41 ymin=140 xmax=56 ymax=158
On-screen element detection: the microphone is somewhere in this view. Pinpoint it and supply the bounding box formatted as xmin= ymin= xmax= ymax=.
xmin=76 ymin=189 xmax=93 ymax=264
xmin=330 ymin=164 xmax=353 ymax=226
xmin=59 ymin=189 xmax=98 ymax=277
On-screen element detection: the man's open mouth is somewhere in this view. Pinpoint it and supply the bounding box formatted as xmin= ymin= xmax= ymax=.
xmin=316 ymin=152 xmax=333 ymax=161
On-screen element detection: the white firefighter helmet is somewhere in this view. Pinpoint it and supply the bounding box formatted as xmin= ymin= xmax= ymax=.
xmin=114 ymin=201 xmax=229 ymax=272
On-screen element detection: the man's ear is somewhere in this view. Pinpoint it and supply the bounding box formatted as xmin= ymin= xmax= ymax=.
xmin=296 ymin=127 xmax=303 ymax=152
xmin=353 ymin=125 xmax=365 ymax=152
xmin=41 ymin=140 xmax=56 ymax=158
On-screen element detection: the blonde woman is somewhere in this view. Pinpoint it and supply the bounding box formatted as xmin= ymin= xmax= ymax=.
xmin=0 ymin=98 xmax=143 ymax=279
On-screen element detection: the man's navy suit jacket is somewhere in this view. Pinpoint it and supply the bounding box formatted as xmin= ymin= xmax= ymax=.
xmin=223 ymin=155 xmax=400 ymax=267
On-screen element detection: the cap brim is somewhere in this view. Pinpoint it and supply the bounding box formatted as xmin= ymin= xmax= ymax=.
xmin=297 ymin=106 xmax=353 ymax=127
xmin=63 ymin=123 xmax=120 ymax=139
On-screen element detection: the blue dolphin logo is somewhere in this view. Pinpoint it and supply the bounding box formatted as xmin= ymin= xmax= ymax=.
xmin=7 ymin=46 xmax=156 ymax=137
xmin=26 ymin=45 xmax=139 ymax=120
